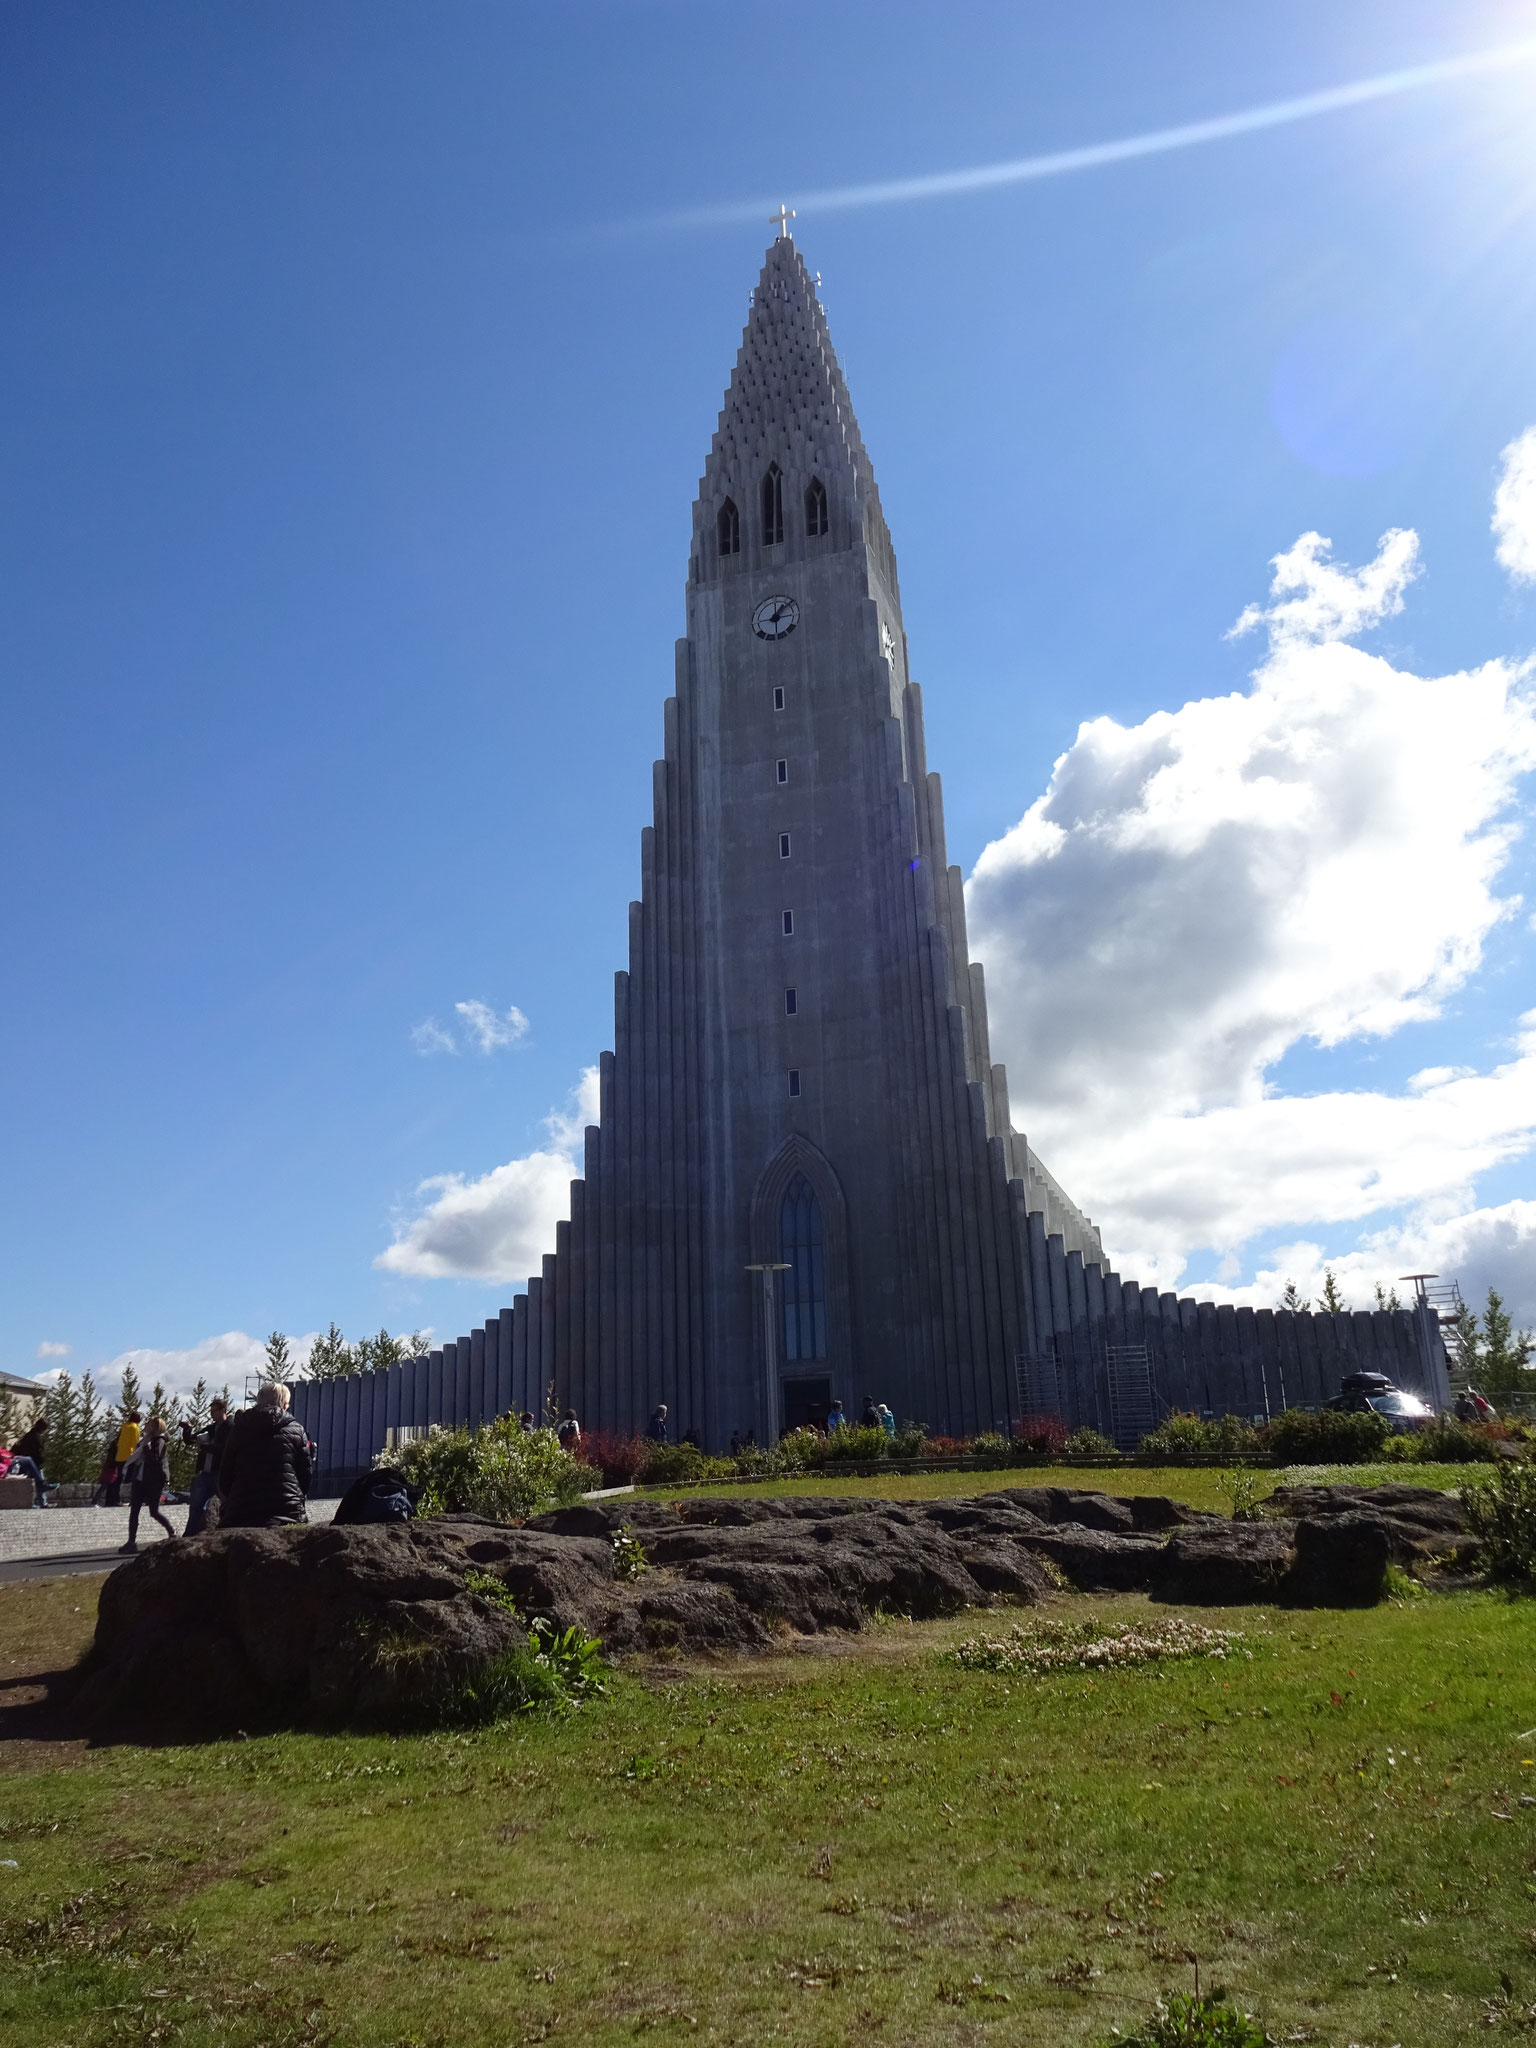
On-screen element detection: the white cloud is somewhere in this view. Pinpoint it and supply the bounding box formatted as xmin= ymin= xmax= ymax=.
xmin=967 ymin=521 xmax=1536 ymax=1310
xmin=35 ymin=1340 xmax=69 ymax=1359
xmin=1494 ymin=425 xmax=1536 ymax=584
xmin=411 ymin=1018 xmax=458 ymax=1056
xmin=95 ymin=1332 xmax=274 ymax=1404
xmin=411 ymin=1003 xmax=531 ymax=1056
xmin=375 ymin=1067 xmax=600 ymax=1284
xmin=455 ymin=1000 xmax=531 ymax=1053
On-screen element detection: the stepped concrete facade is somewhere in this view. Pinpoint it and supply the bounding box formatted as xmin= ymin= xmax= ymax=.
xmin=293 ymin=233 xmax=1449 ymax=1480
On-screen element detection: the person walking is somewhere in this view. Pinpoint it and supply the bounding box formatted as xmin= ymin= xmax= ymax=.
xmin=860 ymin=1396 xmax=880 ymax=1429
xmin=826 ymin=1399 xmax=848 ymax=1432
xmin=120 ymin=1417 xmax=176 ymax=1553
xmin=104 ymin=1410 xmax=142 ymax=1508
xmin=217 ymin=1383 xmax=312 ymax=1528
xmin=519 ymin=1411 xmax=537 ymax=1432
xmin=182 ymin=1397 xmax=231 ymax=1537
xmin=647 ymin=1403 xmax=669 ymax=1444
xmin=877 ymin=1402 xmax=896 ymax=1438
xmin=556 ymin=1408 xmax=582 ymax=1452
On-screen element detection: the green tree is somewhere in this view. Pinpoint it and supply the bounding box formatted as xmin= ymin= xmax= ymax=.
xmin=1279 ymin=1279 xmax=1309 ymax=1312
xmin=304 ymin=1323 xmax=355 ymax=1380
xmin=1319 ymin=1269 xmax=1346 ymax=1315
xmin=1450 ymin=1302 xmax=1481 ymax=1386
xmin=353 ymin=1328 xmax=428 ymax=1373
xmin=76 ymin=1372 xmax=103 ymax=1481
xmin=1373 ymin=1281 xmax=1402 ymax=1312
xmin=264 ymin=1331 xmax=295 ymax=1382
xmin=1478 ymin=1287 xmax=1535 ymax=1401
xmin=183 ymin=1377 xmax=211 ymax=1436
xmin=113 ymin=1363 xmax=145 ymax=1427
xmin=43 ymin=1372 xmax=83 ymax=1481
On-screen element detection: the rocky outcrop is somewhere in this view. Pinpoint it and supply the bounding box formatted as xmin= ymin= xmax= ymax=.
xmin=70 ymin=1483 xmax=1464 ymax=1735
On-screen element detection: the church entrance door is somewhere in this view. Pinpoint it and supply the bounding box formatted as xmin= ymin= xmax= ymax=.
xmin=781 ymin=1376 xmax=832 ymax=1434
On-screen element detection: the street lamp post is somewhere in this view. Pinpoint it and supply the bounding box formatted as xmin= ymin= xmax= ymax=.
xmin=745 ymin=1262 xmax=792 ymax=1446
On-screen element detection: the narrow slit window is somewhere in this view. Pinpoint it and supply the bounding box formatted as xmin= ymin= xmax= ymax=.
xmin=773 ymin=686 xmax=785 ymax=711
xmin=776 ymin=758 xmax=788 ymax=784
xmin=782 ymin=909 xmax=794 ymax=935
xmin=761 ymin=463 xmax=784 ymax=546
xmin=784 ymin=987 xmax=797 ymax=1015
xmin=779 ymin=832 xmax=791 ymax=859
xmin=805 ymin=475 xmax=828 ymax=537
xmin=717 ymin=497 xmax=740 ymax=557
xmin=787 ymin=1068 xmax=802 ymax=1097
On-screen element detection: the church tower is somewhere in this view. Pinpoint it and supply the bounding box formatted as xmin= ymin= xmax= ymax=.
xmin=544 ymin=225 xmax=1103 ymax=1444
xmin=292 ymin=230 xmax=1455 ymax=1477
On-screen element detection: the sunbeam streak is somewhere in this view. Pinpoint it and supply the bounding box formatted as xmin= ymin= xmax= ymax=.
xmin=640 ymin=34 xmax=1536 ymax=233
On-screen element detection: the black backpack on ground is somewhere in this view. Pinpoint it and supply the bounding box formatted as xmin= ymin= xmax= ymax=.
xmin=333 ymin=1466 xmax=416 ymax=1526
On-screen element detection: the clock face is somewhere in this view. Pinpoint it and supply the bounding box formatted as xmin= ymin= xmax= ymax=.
xmin=752 ymin=594 xmax=800 ymax=641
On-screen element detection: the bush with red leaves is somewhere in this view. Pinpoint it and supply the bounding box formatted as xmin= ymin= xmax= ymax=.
xmin=578 ymin=1430 xmax=650 ymax=1488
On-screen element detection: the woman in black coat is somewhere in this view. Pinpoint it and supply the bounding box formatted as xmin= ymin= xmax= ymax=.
xmin=218 ymin=1383 xmax=312 ymax=1528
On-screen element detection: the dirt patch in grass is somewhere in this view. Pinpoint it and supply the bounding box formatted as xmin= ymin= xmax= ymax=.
xmin=0 ymin=1574 xmax=103 ymax=1769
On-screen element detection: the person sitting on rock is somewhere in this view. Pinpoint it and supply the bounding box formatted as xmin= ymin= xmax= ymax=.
xmin=647 ymin=1404 xmax=669 ymax=1443
xmin=218 ymin=1382 xmax=312 ymax=1529
xmin=120 ymin=1417 xmax=177 ymax=1553
xmin=9 ymin=1416 xmax=56 ymax=1506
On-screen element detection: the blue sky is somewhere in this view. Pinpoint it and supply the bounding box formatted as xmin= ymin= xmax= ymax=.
xmin=5 ymin=1 xmax=1536 ymax=1395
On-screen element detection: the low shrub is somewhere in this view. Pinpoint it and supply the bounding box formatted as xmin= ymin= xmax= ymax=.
xmin=1387 ymin=1418 xmax=1502 ymax=1464
xmin=1064 ymin=1426 xmax=1119 ymax=1459
xmin=1138 ymin=1413 xmax=1262 ymax=1461
xmin=822 ymin=1423 xmax=892 ymax=1463
xmin=394 ymin=1418 xmax=590 ymax=1522
xmin=921 ymin=1435 xmax=971 ymax=1460
xmin=1106 ymin=1989 xmax=1268 ymax=2047
xmin=450 ymin=1621 xmax=608 ymax=1724
xmin=579 ymin=1429 xmax=649 ymax=1487
xmin=611 ymin=1527 xmax=647 ymax=1580
xmin=968 ymin=1431 xmax=1014 ymax=1468
xmin=635 ymin=1442 xmax=737 ymax=1486
xmin=1261 ymin=1406 xmax=1389 ymax=1464
xmin=1462 ymin=1461 xmax=1536 ymax=1580
xmin=1012 ymin=1415 xmax=1068 ymax=1456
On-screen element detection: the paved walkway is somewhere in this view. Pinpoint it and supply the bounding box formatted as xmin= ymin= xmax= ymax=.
xmin=0 ymin=1500 xmax=341 ymax=1584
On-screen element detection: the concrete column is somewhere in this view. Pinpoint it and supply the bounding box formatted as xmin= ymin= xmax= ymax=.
xmin=512 ymin=1295 xmax=530 ymax=1418
xmin=1254 ymin=1309 xmax=1280 ymax=1418
xmin=1195 ymin=1303 xmax=1221 ymax=1413
xmin=431 ymin=1347 xmax=450 ymax=1427
xmin=1234 ymin=1306 xmax=1263 ymax=1418
xmin=496 ymin=1307 xmax=515 ymax=1420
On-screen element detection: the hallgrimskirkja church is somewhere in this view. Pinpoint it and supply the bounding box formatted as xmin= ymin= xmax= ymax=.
xmin=294 ymin=231 xmax=1448 ymax=1479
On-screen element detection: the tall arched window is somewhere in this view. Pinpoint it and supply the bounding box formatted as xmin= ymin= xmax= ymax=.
xmin=717 ymin=498 xmax=740 ymax=557
xmin=779 ymin=1173 xmax=826 ymax=1361
xmin=804 ymin=476 xmax=828 ymax=537
xmin=760 ymin=464 xmax=784 ymax=546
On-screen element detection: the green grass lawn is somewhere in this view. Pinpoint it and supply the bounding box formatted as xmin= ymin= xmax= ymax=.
xmin=637 ymin=1459 xmax=1481 ymax=1515
xmin=3 ymin=1560 xmax=1534 ymax=2046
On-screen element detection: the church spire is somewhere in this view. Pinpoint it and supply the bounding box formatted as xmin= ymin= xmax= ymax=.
xmin=692 ymin=235 xmax=895 ymax=589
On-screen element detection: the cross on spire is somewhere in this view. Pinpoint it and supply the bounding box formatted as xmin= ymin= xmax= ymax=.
xmin=771 ymin=203 xmax=795 ymax=240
